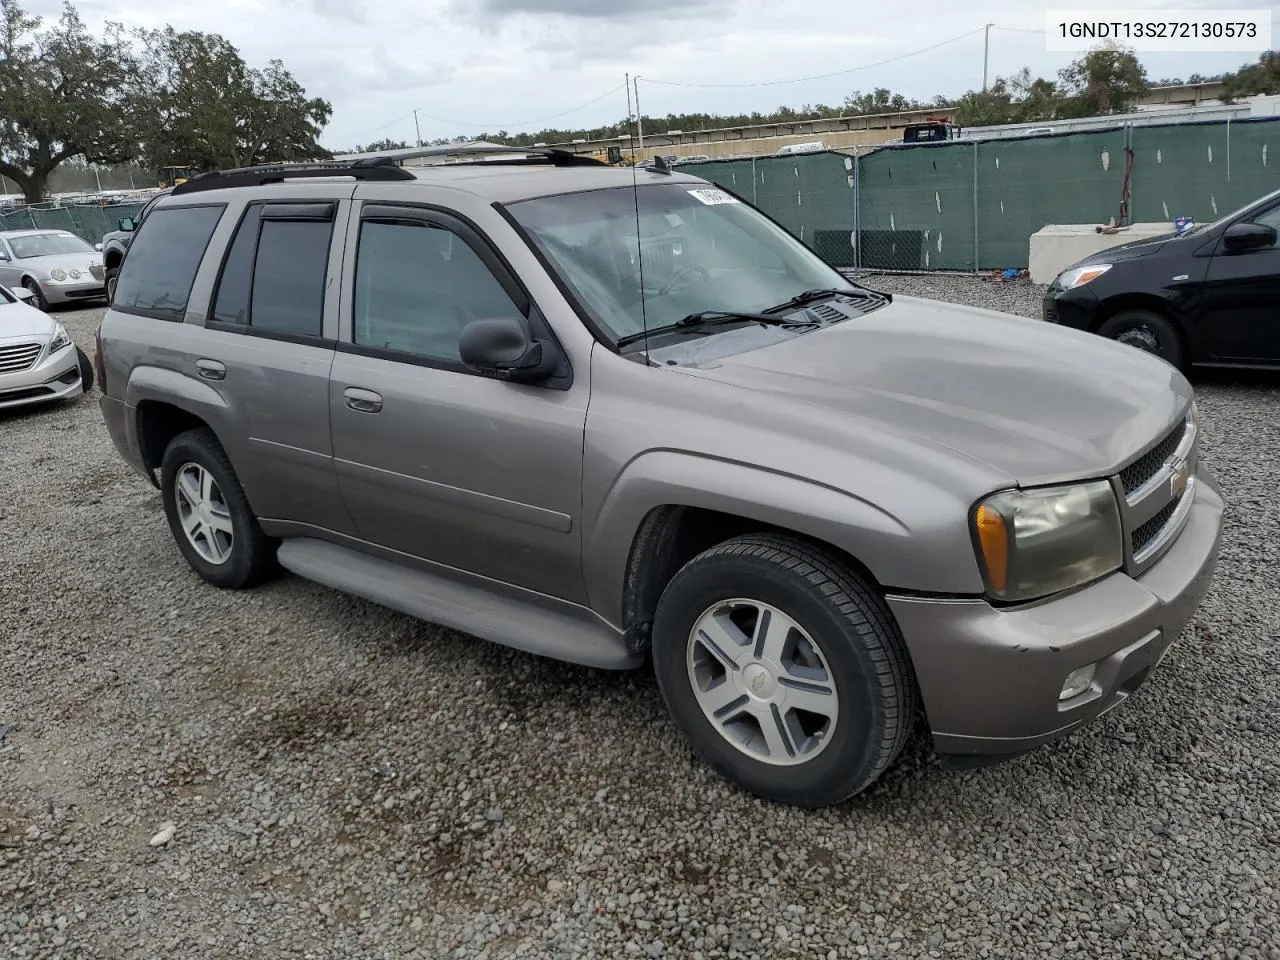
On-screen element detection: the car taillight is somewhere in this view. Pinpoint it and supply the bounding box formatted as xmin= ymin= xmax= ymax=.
xmin=94 ymin=322 xmax=107 ymax=394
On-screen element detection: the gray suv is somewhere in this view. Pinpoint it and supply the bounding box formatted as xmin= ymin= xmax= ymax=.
xmin=96 ymin=149 xmax=1224 ymax=807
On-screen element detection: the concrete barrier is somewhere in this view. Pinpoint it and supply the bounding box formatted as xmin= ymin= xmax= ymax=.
xmin=1029 ymin=223 xmax=1174 ymax=284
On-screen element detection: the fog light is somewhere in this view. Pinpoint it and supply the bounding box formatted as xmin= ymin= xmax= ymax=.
xmin=1060 ymin=664 xmax=1097 ymax=701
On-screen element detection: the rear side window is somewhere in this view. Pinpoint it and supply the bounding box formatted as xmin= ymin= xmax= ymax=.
xmin=209 ymin=202 xmax=334 ymax=338
xmin=112 ymin=205 xmax=224 ymax=322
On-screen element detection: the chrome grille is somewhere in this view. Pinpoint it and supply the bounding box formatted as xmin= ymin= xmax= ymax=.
xmin=0 ymin=342 xmax=42 ymax=373
xmin=1115 ymin=404 xmax=1198 ymax=572
xmin=1119 ymin=420 xmax=1186 ymax=496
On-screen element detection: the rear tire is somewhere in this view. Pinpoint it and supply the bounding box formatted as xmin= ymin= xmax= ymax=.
xmin=160 ymin=428 xmax=279 ymax=590
xmin=1097 ymin=310 xmax=1183 ymax=369
xmin=104 ymin=267 xmax=118 ymax=304
xmin=651 ymin=533 xmax=917 ymax=808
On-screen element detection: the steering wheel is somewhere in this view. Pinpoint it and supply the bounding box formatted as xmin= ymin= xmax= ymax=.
xmin=655 ymin=261 xmax=710 ymax=297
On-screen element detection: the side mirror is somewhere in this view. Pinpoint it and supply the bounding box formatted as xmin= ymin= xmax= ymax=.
xmin=94 ymin=242 xmax=103 ymax=251
xmin=12 ymin=286 xmax=35 ymax=302
xmin=458 ymin=317 xmax=558 ymax=384
xmin=0 ymin=251 xmax=8 ymax=261
xmin=1222 ymin=221 xmax=1277 ymax=252
xmin=117 ymin=217 xmax=135 ymax=232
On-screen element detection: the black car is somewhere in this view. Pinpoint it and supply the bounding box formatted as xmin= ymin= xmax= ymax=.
xmin=1043 ymin=187 xmax=1280 ymax=369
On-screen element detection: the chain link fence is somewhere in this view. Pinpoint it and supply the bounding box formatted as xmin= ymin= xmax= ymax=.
xmin=686 ymin=115 xmax=1280 ymax=276
xmin=0 ymin=200 xmax=147 ymax=246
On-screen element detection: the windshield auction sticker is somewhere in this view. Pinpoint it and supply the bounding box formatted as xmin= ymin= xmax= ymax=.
xmin=687 ymin=188 xmax=741 ymax=206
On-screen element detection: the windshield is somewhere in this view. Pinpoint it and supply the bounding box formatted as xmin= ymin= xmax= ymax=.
xmin=8 ymin=232 xmax=94 ymax=259
xmin=505 ymin=182 xmax=859 ymax=347
xmin=1185 ymin=187 xmax=1280 ymax=235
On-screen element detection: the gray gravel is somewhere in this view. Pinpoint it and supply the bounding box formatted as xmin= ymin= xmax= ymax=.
xmin=2 ymin=288 xmax=1278 ymax=960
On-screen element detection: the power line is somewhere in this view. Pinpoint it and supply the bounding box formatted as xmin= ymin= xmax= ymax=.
xmin=993 ymin=25 xmax=1047 ymax=35
xmin=640 ymin=27 xmax=988 ymax=89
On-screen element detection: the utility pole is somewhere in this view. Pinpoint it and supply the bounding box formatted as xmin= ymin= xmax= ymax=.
xmin=982 ymin=23 xmax=993 ymax=92
xmin=626 ymin=73 xmax=634 ymax=154
xmin=634 ymin=76 xmax=645 ymax=151
xmin=413 ymin=109 xmax=423 ymax=147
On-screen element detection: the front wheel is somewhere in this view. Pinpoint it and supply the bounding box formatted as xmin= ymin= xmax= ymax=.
xmin=74 ymin=346 xmax=94 ymax=393
xmin=160 ymin=428 xmax=278 ymax=590
xmin=23 ymin=279 xmax=48 ymax=311
xmin=1097 ymin=310 xmax=1184 ymax=369
xmin=651 ymin=533 xmax=918 ymax=808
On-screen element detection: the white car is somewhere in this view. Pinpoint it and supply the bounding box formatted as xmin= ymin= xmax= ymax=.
xmin=0 ymin=283 xmax=92 ymax=411
xmin=0 ymin=229 xmax=107 ymax=309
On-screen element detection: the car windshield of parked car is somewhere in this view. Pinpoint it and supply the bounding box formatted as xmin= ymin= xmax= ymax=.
xmin=505 ymin=182 xmax=860 ymax=346
xmin=7 ymin=232 xmax=95 ymax=258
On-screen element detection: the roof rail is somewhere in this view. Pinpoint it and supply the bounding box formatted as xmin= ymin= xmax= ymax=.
xmin=171 ymin=157 xmax=416 ymax=195
xmin=333 ymin=143 xmax=608 ymax=168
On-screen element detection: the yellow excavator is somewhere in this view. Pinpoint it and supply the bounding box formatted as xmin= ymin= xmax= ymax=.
xmin=588 ymin=146 xmax=637 ymax=166
xmin=157 ymin=164 xmax=201 ymax=189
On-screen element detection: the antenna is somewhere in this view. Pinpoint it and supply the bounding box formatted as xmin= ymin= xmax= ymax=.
xmin=629 ymin=119 xmax=650 ymax=359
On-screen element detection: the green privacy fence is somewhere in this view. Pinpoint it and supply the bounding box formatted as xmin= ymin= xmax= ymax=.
xmin=0 ymin=202 xmax=146 ymax=246
xmin=687 ymin=116 xmax=1280 ymax=272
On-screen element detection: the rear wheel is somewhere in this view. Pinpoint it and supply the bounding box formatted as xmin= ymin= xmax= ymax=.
xmin=22 ymin=279 xmax=48 ymax=311
xmin=160 ymin=428 xmax=278 ymax=590
xmin=651 ymin=533 xmax=917 ymax=808
xmin=1097 ymin=310 xmax=1183 ymax=369
xmin=104 ymin=266 xmax=118 ymax=304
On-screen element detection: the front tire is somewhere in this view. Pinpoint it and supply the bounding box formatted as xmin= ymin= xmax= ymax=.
xmin=1097 ymin=310 xmax=1183 ymax=369
xmin=160 ymin=428 xmax=278 ymax=590
xmin=75 ymin=346 xmax=94 ymax=394
xmin=23 ymin=279 xmax=48 ymax=311
xmin=651 ymin=533 xmax=917 ymax=808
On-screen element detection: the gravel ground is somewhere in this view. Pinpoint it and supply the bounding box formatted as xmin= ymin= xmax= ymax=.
xmin=2 ymin=283 xmax=1278 ymax=960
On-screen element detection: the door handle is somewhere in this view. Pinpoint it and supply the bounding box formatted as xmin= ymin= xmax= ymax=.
xmin=344 ymin=387 xmax=383 ymax=414
xmin=196 ymin=359 xmax=226 ymax=381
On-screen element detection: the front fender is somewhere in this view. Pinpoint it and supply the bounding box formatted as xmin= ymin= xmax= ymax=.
xmin=582 ymin=449 xmax=982 ymax=629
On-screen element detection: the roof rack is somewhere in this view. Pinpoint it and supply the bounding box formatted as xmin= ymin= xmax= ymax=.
xmin=332 ymin=143 xmax=608 ymax=168
xmin=171 ymin=156 xmax=416 ymax=195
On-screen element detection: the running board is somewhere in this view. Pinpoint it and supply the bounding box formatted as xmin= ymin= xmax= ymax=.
xmin=276 ymin=538 xmax=640 ymax=670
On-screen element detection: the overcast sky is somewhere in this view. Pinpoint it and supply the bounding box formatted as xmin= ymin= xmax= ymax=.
xmin=38 ymin=0 xmax=1280 ymax=149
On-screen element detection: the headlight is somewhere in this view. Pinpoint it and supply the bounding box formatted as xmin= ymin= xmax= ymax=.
xmin=1055 ymin=264 xmax=1112 ymax=290
xmin=48 ymin=324 xmax=71 ymax=354
xmin=50 ymin=269 xmax=67 ymax=282
xmin=971 ymin=480 xmax=1123 ymax=602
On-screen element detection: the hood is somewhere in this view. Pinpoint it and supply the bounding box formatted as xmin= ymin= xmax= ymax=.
xmin=667 ymin=295 xmax=1190 ymax=487
xmin=0 ymin=299 xmax=56 ymax=339
xmin=20 ymin=251 xmax=103 ymax=275
xmin=1072 ymin=231 xmax=1182 ymax=268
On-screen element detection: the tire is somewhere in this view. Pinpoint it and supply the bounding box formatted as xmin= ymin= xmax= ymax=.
xmin=159 ymin=427 xmax=278 ymax=590
xmin=23 ymin=278 xmax=48 ymax=311
xmin=104 ymin=267 xmax=118 ymax=304
xmin=651 ymin=533 xmax=918 ymax=808
xmin=75 ymin=346 xmax=94 ymax=394
xmin=1096 ymin=310 xmax=1184 ymax=369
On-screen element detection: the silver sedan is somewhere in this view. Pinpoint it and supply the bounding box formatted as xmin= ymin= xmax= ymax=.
xmin=0 ymin=229 xmax=107 ymax=309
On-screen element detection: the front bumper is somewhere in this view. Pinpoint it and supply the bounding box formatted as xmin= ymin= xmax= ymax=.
xmin=0 ymin=340 xmax=83 ymax=410
xmin=36 ymin=277 xmax=108 ymax=306
xmin=889 ymin=466 xmax=1223 ymax=759
xmin=1042 ymin=285 xmax=1101 ymax=331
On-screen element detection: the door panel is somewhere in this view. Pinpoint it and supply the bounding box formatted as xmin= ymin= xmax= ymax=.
xmin=328 ymin=203 xmax=588 ymax=602
xmin=1203 ymin=207 xmax=1280 ymax=362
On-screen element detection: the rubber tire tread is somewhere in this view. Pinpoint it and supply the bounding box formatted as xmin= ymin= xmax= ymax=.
xmin=1097 ymin=309 xmax=1184 ymax=369
xmin=75 ymin=346 xmax=94 ymax=394
xmin=652 ymin=532 xmax=918 ymax=808
xmin=160 ymin=427 xmax=278 ymax=590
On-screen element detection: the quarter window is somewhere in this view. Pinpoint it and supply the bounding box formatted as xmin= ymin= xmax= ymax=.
xmin=112 ymin=205 xmax=225 ymax=322
xmin=353 ymin=218 xmax=522 ymax=363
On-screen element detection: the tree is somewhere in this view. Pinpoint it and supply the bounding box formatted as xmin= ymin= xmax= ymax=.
xmin=1221 ymin=51 xmax=1280 ymax=101
xmin=136 ymin=26 xmax=331 ymax=171
xmin=843 ymin=88 xmax=919 ymax=115
xmin=1057 ymin=44 xmax=1149 ymax=117
xmin=952 ymin=68 xmax=1061 ymax=127
xmin=0 ymin=0 xmax=142 ymax=202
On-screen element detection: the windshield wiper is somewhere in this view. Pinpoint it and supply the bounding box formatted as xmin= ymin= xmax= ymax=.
xmin=762 ymin=286 xmax=889 ymax=315
xmin=616 ymin=310 xmax=813 ymax=349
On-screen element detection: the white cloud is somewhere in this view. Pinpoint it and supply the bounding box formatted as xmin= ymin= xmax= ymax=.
xmin=23 ymin=0 xmax=1279 ymax=150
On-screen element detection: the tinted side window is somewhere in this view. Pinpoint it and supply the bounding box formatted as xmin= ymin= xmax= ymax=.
xmin=210 ymin=204 xmax=263 ymax=325
xmin=1250 ymin=205 xmax=1280 ymax=241
xmin=248 ymin=218 xmax=334 ymax=338
xmin=112 ymin=205 xmax=224 ymax=322
xmin=353 ymin=220 xmax=521 ymax=363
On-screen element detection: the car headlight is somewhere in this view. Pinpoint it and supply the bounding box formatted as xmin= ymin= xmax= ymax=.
xmin=971 ymin=480 xmax=1123 ymax=602
xmin=1055 ymin=264 xmax=1112 ymax=290
xmin=48 ymin=324 xmax=71 ymax=354
xmin=50 ymin=269 xmax=67 ymax=282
